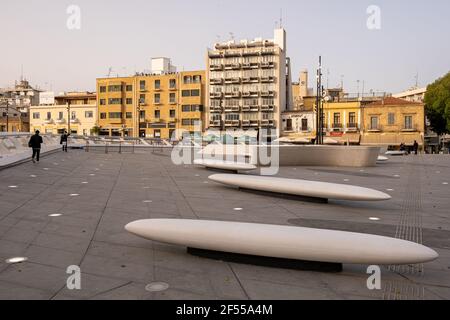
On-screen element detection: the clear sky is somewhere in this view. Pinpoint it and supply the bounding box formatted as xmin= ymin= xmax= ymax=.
xmin=1 ymin=0 xmax=449 ymax=94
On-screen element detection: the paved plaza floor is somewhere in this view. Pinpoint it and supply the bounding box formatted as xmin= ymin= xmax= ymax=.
xmin=0 ymin=149 xmax=449 ymax=300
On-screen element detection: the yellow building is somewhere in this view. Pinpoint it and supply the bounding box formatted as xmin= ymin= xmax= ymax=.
xmin=96 ymin=71 xmax=205 ymax=139
xmin=322 ymin=101 xmax=363 ymax=144
xmin=361 ymin=97 xmax=425 ymax=148
xmin=29 ymin=92 xmax=97 ymax=135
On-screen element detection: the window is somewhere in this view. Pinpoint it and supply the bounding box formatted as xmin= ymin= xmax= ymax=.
xmin=193 ymin=75 xmax=201 ymax=83
xmin=191 ymin=89 xmax=200 ymax=97
xmin=301 ymin=118 xmax=308 ymax=131
xmin=183 ymin=76 xmax=192 ymax=84
xmin=126 ymin=112 xmax=132 ymax=119
xmin=154 ymin=110 xmax=160 ymax=119
xmin=370 ymin=116 xmax=379 ymax=130
xmin=192 ymin=105 xmax=202 ymax=112
xmin=140 ymin=80 xmax=146 ymax=90
xmin=108 ymin=85 xmax=122 ymax=92
xmin=388 ymin=113 xmax=395 ymax=125
xmin=182 ymin=105 xmax=191 ymax=112
xmin=225 ymin=114 xmax=240 ymax=121
xmin=126 ymin=85 xmax=133 ymax=92
xmin=85 ymin=111 xmax=93 ymax=118
xmin=349 ymin=112 xmax=356 ymax=125
xmin=139 ymin=110 xmax=145 ymax=119
xmin=405 ymin=116 xmax=413 ymax=129
xmin=154 ymin=93 xmax=161 ymax=104
xmin=170 ymin=110 xmax=176 ymax=118
xmin=33 ymin=112 xmax=40 ymax=119
xmin=100 ymin=86 xmax=107 ymax=93
xmin=155 ymin=80 xmax=161 ymax=89
xmin=154 ymin=129 xmax=161 ymax=138
xmin=100 ymin=113 xmax=107 ymax=119
xmin=169 ymin=79 xmax=176 ymax=89
xmin=182 ymin=119 xmax=191 ymax=126
xmin=139 ymin=94 xmax=146 ymax=104
xmin=108 ymin=98 xmax=122 ymax=105
xmin=46 ymin=112 xmax=51 ymax=120
xmin=169 ymin=93 xmax=176 ymax=103
xmin=182 ymin=90 xmax=191 ymax=97
xmin=126 ymin=98 xmax=133 ymax=105
xmin=100 ymin=99 xmax=106 ymax=105
xmin=58 ymin=112 xmax=63 ymax=120
xmin=108 ymin=112 xmax=122 ymax=119
xmin=333 ymin=113 xmax=341 ymax=126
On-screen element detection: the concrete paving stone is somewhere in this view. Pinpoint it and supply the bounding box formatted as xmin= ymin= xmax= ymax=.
xmin=0 ymin=280 xmax=53 ymax=300
xmin=33 ymin=232 xmax=91 ymax=253
xmin=1 ymin=227 xmax=40 ymax=244
xmin=24 ymin=245 xmax=84 ymax=269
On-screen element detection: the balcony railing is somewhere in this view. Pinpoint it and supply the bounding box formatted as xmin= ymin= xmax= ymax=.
xmin=261 ymin=61 xmax=275 ymax=68
xmin=401 ymin=125 xmax=418 ymax=132
xmin=209 ymin=120 xmax=222 ymax=127
xmin=242 ymin=105 xmax=259 ymax=112
xmin=346 ymin=123 xmax=359 ymax=131
xmin=261 ymin=91 xmax=275 ymax=98
xmin=209 ymin=106 xmax=223 ymax=112
xmin=224 ymin=77 xmax=241 ymax=84
xmin=224 ymin=63 xmax=241 ymax=70
xmin=261 ymin=76 xmax=275 ymax=83
xmin=44 ymin=119 xmax=54 ymax=124
xmin=210 ymin=64 xmax=223 ymax=71
xmin=55 ymin=119 xmax=66 ymax=124
xmin=210 ymin=92 xmax=222 ymax=99
xmin=70 ymin=118 xmax=80 ymax=124
xmin=210 ymin=78 xmax=223 ymax=85
xmin=368 ymin=125 xmax=382 ymax=132
xmin=261 ymin=105 xmax=275 ymax=112
xmin=224 ymin=106 xmax=240 ymax=112
xmin=224 ymin=120 xmax=241 ymax=127
xmin=224 ymin=92 xmax=241 ymax=98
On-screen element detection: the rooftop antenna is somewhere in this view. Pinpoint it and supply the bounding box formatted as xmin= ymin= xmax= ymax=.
xmin=229 ymin=32 xmax=234 ymax=42
xmin=279 ymin=8 xmax=283 ymax=28
xmin=326 ymin=68 xmax=330 ymax=90
xmin=414 ymin=72 xmax=419 ymax=88
xmin=20 ymin=65 xmax=24 ymax=82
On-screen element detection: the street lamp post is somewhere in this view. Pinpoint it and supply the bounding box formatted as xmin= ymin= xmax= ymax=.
xmin=137 ymin=99 xmax=142 ymax=138
xmin=5 ymin=100 xmax=9 ymax=133
xmin=67 ymin=100 xmax=71 ymax=134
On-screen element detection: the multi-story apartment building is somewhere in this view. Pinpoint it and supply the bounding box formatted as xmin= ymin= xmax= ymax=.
xmin=96 ymin=64 xmax=205 ymax=139
xmin=0 ymin=105 xmax=29 ymax=132
xmin=206 ymin=28 xmax=293 ymax=139
xmin=29 ymin=92 xmax=97 ymax=135
xmin=361 ymin=97 xmax=425 ymax=149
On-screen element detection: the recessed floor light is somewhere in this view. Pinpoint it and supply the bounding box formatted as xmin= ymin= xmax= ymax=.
xmin=143 ymin=186 xmax=150 ymax=189
xmin=53 ymin=163 xmax=58 ymax=166
xmin=195 ymin=174 xmax=200 ymax=177
xmin=233 ymin=208 xmax=243 ymax=211
xmin=5 ymin=257 xmax=28 ymax=264
xmin=145 ymin=282 xmax=169 ymax=292
xmin=90 ymin=174 xmax=95 ymax=176
xmin=82 ymin=182 xmax=89 ymax=184
xmin=443 ymin=182 xmax=449 ymax=185
xmin=386 ymin=189 xmax=394 ymax=191
xmin=394 ymin=175 xmax=400 ymax=178
xmin=343 ymin=179 xmax=350 ymax=182
xmin=30 ymin=175 xmax=37 ymax=178
xmin=49 ymin=214 xmax=62 ymax=217
xmin=143 ymin=200 xmax=153 ymax=203
xmin=369 ymin=217 xmax=381 ymax=221
xmin=43 ymin=168 xmax=49 ymax=171
xmin=8 ymin=186 xmax=18 ymax=188
xmin=70 ymin=194 xmax=80 ymax=197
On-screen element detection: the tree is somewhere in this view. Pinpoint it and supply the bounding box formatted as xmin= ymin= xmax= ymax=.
xmin=425 ymin=72 xmax=450 ymax=137
xmin=90 ymin=126 xmax=101 ymax=136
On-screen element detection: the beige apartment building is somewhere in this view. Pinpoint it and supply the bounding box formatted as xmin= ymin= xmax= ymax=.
xmin=206 ymin=28 xmax=293 ymax=139
xmin=29 ymin=92 xmax=97 ymax=135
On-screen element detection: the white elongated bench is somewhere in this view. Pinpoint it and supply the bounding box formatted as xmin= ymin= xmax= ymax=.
xmin=377 ymin=156 xmax=389 ymax=162
xmin=385 ymin=151 xmax=407 ymax=156
xmin=208 ymin=174 xmax=391 ymax=201
xmin=194 ymin=159 xmax=257 ymax=172
xmin=125 ymin=219 xmax=438 ymax=265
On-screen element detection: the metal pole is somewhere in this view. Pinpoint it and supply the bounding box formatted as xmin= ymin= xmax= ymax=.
xmin=67 ymin=101 xmax=71 ymax=134
xmin=6 ymin=100 xmax=9 ymax=132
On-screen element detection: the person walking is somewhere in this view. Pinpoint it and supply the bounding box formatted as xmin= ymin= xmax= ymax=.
xmin=28 ymin=130 xmax=44 ymax=163
xmin=413 ymin=140 xmax=419 ymax=155
xmin=60 ymin=131 xmax=70 ymax=152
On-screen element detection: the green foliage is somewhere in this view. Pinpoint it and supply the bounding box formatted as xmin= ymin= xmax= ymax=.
xmin=90 ymin=126 xmax=101 ymax=136
xmin=425 ymin=72 xmax=450 ymax=136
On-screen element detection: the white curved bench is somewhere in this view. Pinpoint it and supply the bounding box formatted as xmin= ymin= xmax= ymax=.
xmin=194 ymin=159 xmax=257 ymax=172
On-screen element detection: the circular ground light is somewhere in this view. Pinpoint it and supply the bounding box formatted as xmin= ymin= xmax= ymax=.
xmin=5 ymin=257 xmax=28 ymax=264
xmin=8 ymin=186 xmax=18 ymax=188
xmin=145 ymin=282 xmax=169 ymax=292
xmin=369 ymin=217 xmax=381 ymax=221
xmin=233 ymin=208 xmax=243 ymax=211
xmin=70 ymin=194 xmax=80 ymax=197
xmin=30 ymin=175 xmax=37 ymax=178
xmin=143 ymin=200 xmax=153 ymax=203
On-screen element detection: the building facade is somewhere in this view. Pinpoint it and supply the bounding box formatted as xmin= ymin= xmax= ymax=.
xmin=96 ymin=70 xmax=205 ymax=139
xmin=29 ymin=92 xmax=97 ymax=135
xmin=0 ymin=106 xmax=29 ymax=132
xmin=361 ymin=97 xmax=425 ymax=149
xmin=322 ymin=101 xmax=363 ymax=144
xmin=206 ymin=28 xmax=293 ymax=139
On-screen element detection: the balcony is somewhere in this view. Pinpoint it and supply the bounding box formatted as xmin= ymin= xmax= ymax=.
xmin=260 ymin=105 xmax=275 ymax=112
xmin=368 ymin=125 xmax=382 ymax=132
xmin=210 ymin=92 xmax=222 ymax=99
xmin=346 ymin=123 xmax=359 ymax=132
xmin=210 ymin=64 xmax=223 ymax=71
xmin=139 ymin=87 xmax=148 ymax=92
xmin=260 ymin=119 xmax=276 ymax=128
xmin=209 ymin=120 xmax=222 ymax=127
xmin=242 ymin=120 xmax=251 ymax=127
xmin=210 ymin=78 xmax=223 ymax=85
xmin=208 ymin=51 xmax=223 ymax=58
xmin=261 ymin=49 xmax=275 ymax=56
xmin=224 ymin=120 xmax=241 ymax=127
xmin=168 ymin=122 xmax=177 ymax=129
xmin=169 ymin=100 xmax=177 ymax=105
xmin=242 ymin=91 xmax=259 ymax=98
xmin=224 ymin=63 xmax=241 ymax=70
xmin=224 ymin=77 xmax=241 ymax=84
xmin=261 ymin=76 xmax=275 ymax=83
xmin=209 ymin=106 xmax=223 ymax=113
xmin=261 ymin=61 xmax=275 ymax=69
xmin=261 ymin=91 xmax=275 ymax=98
xmin=242 ymin=62 xmax=252 ymax=69
xmin=224 ymin=92 xmax=241 ymax=98
xmin=55 ymin=119 xmax=66 ymax=124
xmin=401 ymin=125 xmax=418 ymax=132
xmin=332 ymin=123 xmax=343 ymax=131
xmin=169 ymin=86 xmax=177 ymax=91
xmin=224 ymin=106 xmax=240 ymax=113
xmin=154 ymin=100 xmax=162 ymax=105
xmin=154 ymin=87 xmax=162 ymax=91
xmin=242 ymin=105 xmax=259 ymax=112
xmin=224 ymin=51 xmax=241 ymax=57
xmin=43 ymin=119 xmax=54 ymax=124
